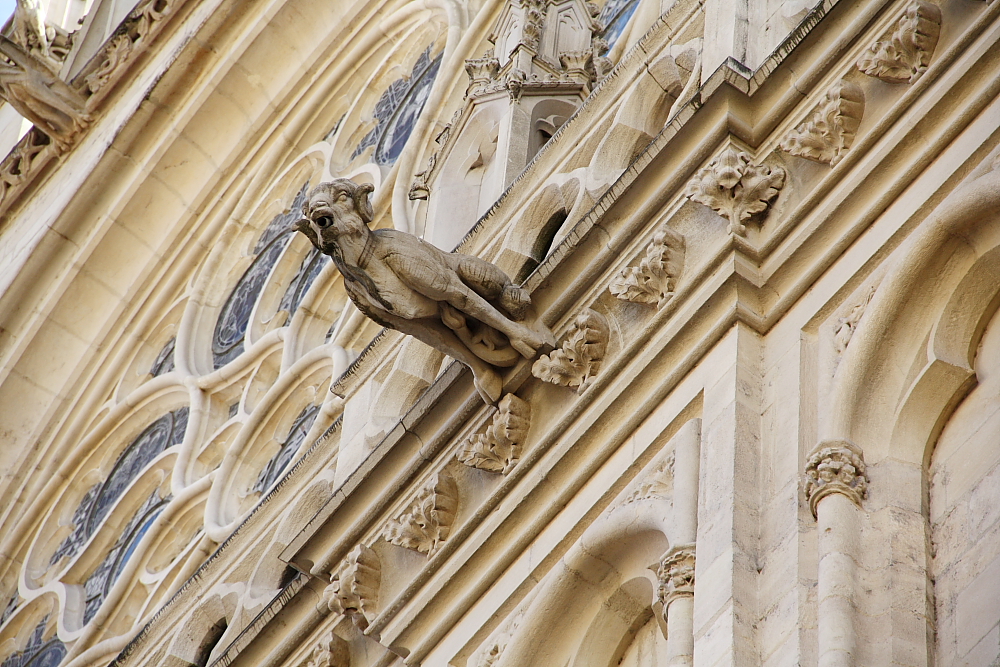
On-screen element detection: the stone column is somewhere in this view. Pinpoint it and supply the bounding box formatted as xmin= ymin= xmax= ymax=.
xmin=804 ymin=440 xmax=869 ymax=667
xmin=656 ymin=545 xmax=696 ymax=666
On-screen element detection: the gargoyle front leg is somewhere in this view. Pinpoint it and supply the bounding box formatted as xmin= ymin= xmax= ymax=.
xmin=374 ymin=308 xmax=503 ymax=404
xmin=445 ymin=285 xmax=555 ymax=359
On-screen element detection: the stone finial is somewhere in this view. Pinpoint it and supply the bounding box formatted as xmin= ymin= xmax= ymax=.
xmin=804 ymin=440 xmax=869 ymax=517
xmin=383 ymin=472 xmax=459 ymax=555
xmin=654 ymin=545 xmax=695 ymax=608
xmin=685 ymin=146 xmax=785 ymax=236
xmin=320 ymin=544 xmax=381 ymax=629
xmin=609 ymin=226 xmax=685 ymax=308
xmin=304 ymin=632 xmax=349 ymax=667
xmin=457 ymin=394 xmax=531 ymax=474
xmin=780 ymin=80 xmax=866 ymax=166
xmin=857 ymin=0 xmax=941 ymax=84
xmin=531 ymin=309 xmax=610 ymax=393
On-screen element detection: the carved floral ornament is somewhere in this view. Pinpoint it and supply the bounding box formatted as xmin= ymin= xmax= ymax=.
xmin=382 ymin=472 xmax=459 ymax=555
xmin=320 ymin=544 xmax=381 ymax=628
xmin=654 ymin=544 xmax=695 ymax=608
xmin=857 ymin=0 xmax=942 ymax=84
xmin=304 ymin=632 xmax=349 ymax=667
xmin=804 ymin=440 xmax=869 ymax=517
xmin=684 ymin=146 xmax=785 ymax=236
xmin=780 ymin=80 xmax=866 ymax=167
xmin=531 ymin=309 xmax=610 ymax=393
xmin=609 ymin=226 xmax=685 ymax=308
xmin=457 ymin=393 xmax=531 ymax=474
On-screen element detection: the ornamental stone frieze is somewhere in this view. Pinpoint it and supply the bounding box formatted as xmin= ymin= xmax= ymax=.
xmin=780 ymin=80 xmax=865 ymax=166
xmin=804 ymin=440 xmax=869 ymax=516
xmin=295 ymin=180 xmax=556 ymax=404
xmin=457 ymin=393 xmax=531 ymax=474
xmin=531 ymin=309 xmax=610 ymax=393
xmin=382 ymin=472 xmax=459 ymax=556
xmin=622 ymin=454 xmax=674 ymax=505
xmin=654 ymin=545 xmax=695 ymax=608
xmin=857 ymin=0 xmax=942 ymax=84
xmin=684 ymin=146 xmax=785 ymax=236
xmin=320 ymin=544 xmax=381 ymax=629
xmin=609 ymin=226 xmax=685 ymax=308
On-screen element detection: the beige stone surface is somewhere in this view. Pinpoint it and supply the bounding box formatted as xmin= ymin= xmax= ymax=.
xmin=0 ymin=0 xmax=999 ymax=667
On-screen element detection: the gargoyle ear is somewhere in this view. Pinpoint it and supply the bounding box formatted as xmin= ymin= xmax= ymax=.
xmin=355 ymin=182 xmax=375 ymax=224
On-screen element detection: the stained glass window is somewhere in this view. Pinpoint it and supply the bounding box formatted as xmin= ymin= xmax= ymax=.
xmin=50 ymin=407 xmax=188 ymax=565
xmin=212 ymin=184 xmax=310 ymax=369
xmin=278 ymin=249 xmax=330 ymax=318
xmin=253 ymin=405 xmax=320 ymax=494
xmin=82 ymin=491 xmax=169 ymax=624
xmin=598 ymin=0 xmax=640 ymax=47
xmin=1 ymin=594 xmax=18 ymax=625
xmin=0 ymin=617 xmax=65 ymax=667
xmin=351 ymin=47 xmax=443 ymax=166
xmin=150 ymin=338 xmax=176 ymax=376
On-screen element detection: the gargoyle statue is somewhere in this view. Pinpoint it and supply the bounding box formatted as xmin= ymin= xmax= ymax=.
xmin=295 ymin=179 xmax=555 ymax=403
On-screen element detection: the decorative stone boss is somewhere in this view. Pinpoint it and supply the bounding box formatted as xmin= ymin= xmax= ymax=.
xmin=296 ymin=179 xmax=555 ymax=403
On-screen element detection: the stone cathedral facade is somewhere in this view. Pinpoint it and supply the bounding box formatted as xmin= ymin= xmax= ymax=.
xmin=1 ymin=0 xmax=999 ymax=665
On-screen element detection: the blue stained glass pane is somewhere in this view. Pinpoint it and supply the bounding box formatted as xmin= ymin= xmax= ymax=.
xmin=598 ymin=0 xmax=639 ymax=46
xmin=351 ymin=47 xmax=442 ymax=165
xmin=278 ymin=249 xmax=331 ymax=318
xmin=51 ymin=407 xmax=188 ymax=566
xmin=1 ymin=593 xmax=18 ymax=625
xmin=213 ymin=184 xmax=310 ymax=369
xmin=83 ymin=492 xmax=169 ymax=625
xmin=150 ymin=337 xmax=175 ymax=377
xmin=0 ymin=617 xmax=64 ymax=667
xmin=253 ymin=405 xmax=320 ymax=494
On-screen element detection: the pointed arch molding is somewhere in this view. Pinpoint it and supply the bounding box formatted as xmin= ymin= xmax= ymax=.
xmin=825 ymin=160 xmax=1000 ymax=464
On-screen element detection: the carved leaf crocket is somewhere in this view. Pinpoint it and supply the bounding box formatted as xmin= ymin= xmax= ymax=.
xmin=295 ymin=179 xmax=555 ymax=403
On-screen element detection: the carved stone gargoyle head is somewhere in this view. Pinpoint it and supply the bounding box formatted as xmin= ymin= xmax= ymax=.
xmin=294 ymin=180 xmax=375 ymax=256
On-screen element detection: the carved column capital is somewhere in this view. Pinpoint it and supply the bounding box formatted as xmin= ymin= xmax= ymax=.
xmin=655 ymin=545 xmax=695 ymax=608
xmin=804 ymin=440 xmax=869 ymax=517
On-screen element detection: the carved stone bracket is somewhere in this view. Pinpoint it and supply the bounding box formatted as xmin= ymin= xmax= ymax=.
xmin=531 ymin=309 xmax=610 ymax=393
xmin=457 ymin=394 xmax=530 ymax=474
xmin=383 ymin=472 xmax=459 ymax=556
xmin=320 ymin=544 xmax=381 ymax=629
xmin=804 ymin=440 xmax=869 ymax=517
xmin=609 ymin=226 xmax=685 ymax=308
xmin=303 ymin=631 xmax=350 ymax=667
xmin=654 ymin=544 xmax=695 ymax=608
xmin=780 ymin=80 xmax=865 ymax=166
xmin=685 ymin=146 xmax=785 ymax=236
xmin=857 ymin=0 xmax=941 ymax=84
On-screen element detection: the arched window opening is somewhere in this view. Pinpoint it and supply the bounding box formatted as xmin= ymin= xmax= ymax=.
xmin=212 ymin=184 xmax=310 ymax=369
xmin=253 ymin=404 xmax=321 ymax=494
xmin=50 ymin=406 xmax=188 ymax=566
xmin=350 ymin=47 xmax=443 ymax=166
xmin=191 ymin=619 xmax=228 ymax=667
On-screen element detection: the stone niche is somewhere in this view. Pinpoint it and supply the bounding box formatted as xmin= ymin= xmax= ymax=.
xmin=414 ymin=0 xmax=605 ymax=250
